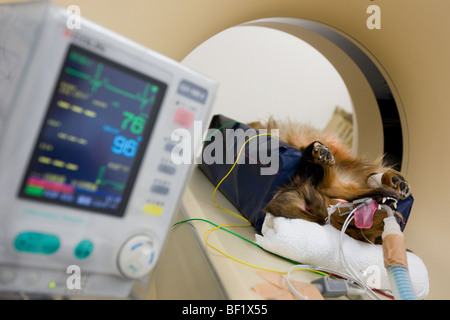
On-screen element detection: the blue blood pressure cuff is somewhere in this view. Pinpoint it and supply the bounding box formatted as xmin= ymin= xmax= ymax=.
xmin=198 ymin=114 xmax=301 ymax=232
xmin=198 ymin=114 xmax=413 ymax=233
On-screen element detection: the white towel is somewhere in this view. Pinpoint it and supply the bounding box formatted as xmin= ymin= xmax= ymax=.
xmin=255 ymin=213 xmax=429 ymax=299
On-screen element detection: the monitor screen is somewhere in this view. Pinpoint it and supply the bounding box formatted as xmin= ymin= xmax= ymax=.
xmin=18 ymin=44 xmax=167 ymax=217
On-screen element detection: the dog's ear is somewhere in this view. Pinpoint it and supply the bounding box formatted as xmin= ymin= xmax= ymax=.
xmin=265 ymin=184 xmax=328 ymax=225
xmin=265 ymin=189 xmax=308 ymax=219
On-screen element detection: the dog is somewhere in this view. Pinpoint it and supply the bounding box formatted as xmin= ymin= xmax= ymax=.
xmin=247 ymin=117 xmax=410 ymax=244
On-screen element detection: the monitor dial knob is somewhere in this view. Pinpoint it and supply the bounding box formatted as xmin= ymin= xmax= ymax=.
xmin=117 ymin=234 xmax=157 ymax=279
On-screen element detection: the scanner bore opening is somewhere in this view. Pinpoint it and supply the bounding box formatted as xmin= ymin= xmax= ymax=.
xmin=184 ymin=18 xmax=406 ymax=171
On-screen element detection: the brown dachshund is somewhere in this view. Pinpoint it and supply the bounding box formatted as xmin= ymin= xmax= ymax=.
xmin=248 ymin=117 xmax=410 ymax=244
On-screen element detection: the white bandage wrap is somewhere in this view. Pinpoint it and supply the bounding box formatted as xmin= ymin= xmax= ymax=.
xmin=367 ymin=172 xmax=383 ymax=188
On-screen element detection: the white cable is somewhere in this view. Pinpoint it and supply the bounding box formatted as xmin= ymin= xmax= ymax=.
xmin=286 ymin=264 xmax=380 ymax=300
xmin=338 ymin=205 xmax=381 ymax=300
xmin=286 ymin=265 xmax=308 ymax=300
xmin=286 ymin=200 xmax=383 ymax=300
xmin=339 ymin=209 xmax=361 ymax=281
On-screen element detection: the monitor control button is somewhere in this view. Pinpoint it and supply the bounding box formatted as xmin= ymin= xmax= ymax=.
xmin=150 ymin=185 xmax=169 ymax=195
xmin=158 ymin=163 xmax=176 ymax=175
xmin=173 ymin=107 xmax=195 ymax=128
xmin=143 ymin=203 xmax=164 ymax=216
xmin=14 ymin=232 xmax=60 ymax=255
xmin=117 ymin=234 xmax=156 ymax=279
xmin=0 ymin=266 xmax=16 ymax=285
xmin=74 ymin=239 xmax=94 ymax=259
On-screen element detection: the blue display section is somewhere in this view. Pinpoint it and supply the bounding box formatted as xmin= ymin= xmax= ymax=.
xmin=18 ymin=44 xmax=167 ymax=217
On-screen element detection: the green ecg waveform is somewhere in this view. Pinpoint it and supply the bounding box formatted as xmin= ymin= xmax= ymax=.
xmin=64 ymin=62 xmax=159 ymax=110
xmin=95 ymin=165 xmax=125 ymax=191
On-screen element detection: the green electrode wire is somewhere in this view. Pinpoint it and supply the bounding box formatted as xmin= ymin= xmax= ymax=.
xmin=172 ymin=218 xmax=317 ymax=271
xmin=173 ymin=119 xmax=332 ymax=278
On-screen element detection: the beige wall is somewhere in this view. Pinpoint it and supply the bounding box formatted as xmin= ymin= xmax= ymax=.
xmin=3 ymin=0 xmax=449 ymax=299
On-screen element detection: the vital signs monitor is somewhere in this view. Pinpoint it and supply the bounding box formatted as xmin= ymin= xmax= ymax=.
xmin=0 ymin=1 xmax=216 ymax=298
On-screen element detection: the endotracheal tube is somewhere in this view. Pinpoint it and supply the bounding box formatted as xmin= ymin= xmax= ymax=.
xmin=381 ymin=205 xmax=418 ymax=300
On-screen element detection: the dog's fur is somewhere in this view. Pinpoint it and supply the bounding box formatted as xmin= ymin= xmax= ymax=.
xmin=248 ymin=117 xmax=410 ymax=244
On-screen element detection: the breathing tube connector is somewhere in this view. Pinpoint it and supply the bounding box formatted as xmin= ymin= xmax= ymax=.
xmin=381 ymin=205 xmax=418 ymax=300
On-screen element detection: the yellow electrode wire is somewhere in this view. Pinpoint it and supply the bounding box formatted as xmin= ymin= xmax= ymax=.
xmin=204 ymin=133 xmax=329 ymax=277
xmin=206 ymin=133 xmax=281 ymax=272
xmin=211 ymin=133 xmax=262 ymax=224
xmin=172 ymin=129 xmax=330 ymax=278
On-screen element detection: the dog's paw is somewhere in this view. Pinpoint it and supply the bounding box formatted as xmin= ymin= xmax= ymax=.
xmin=382 ymin=170 xmax=411 ymax=199
xmin=312 ymin=142 xmax=335 ymax=166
